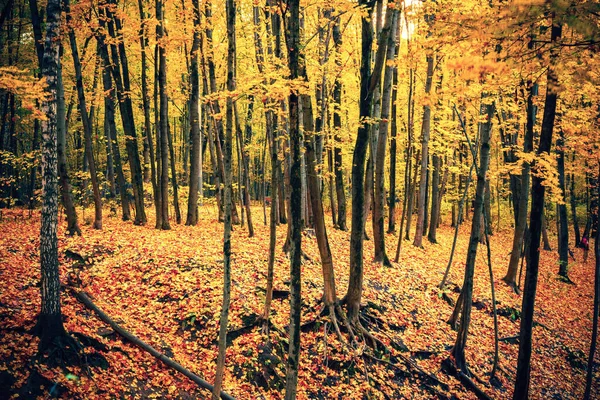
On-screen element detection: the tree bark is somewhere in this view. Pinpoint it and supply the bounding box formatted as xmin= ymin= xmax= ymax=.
xmin=513 ymin=21 xmax=562 ymax=400
xmin=413 ymin=55 xmax=434 ymax=247
xmin=284 ymin=1 xmax=302 ymax=397
xmin=373 ymin=7 xmax=398 ymax=266
xmin=37 ymin=0 xmax=68 ymax=351
xmin=452 ymin=99 xmax=493 ymax=372
xmin=66 ymin=0 xmax=102 ymax=229
xmin=504 ymin=82 xmax=536 ymax=287
xmin=428 ymin=154 xmax=441 ymax=243
xmin=186 ymin=0 xmax=202 ymax=226
xmin=557 ymin=128 xmax=569 ymax=279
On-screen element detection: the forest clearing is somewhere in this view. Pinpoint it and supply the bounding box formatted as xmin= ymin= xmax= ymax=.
xmin=0 ymin=0 xmax=599 ymax=398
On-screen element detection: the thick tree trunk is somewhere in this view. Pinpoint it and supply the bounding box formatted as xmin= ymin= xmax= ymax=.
xmin=413 ymin=55 xmax=434 ymax=247
xmin=346 ymin=0 xmax=390 ymax=320
xmin=284 ymin=1 xmax=302 ymax=397
xmin=513 ymin=21 xmax=561 ymax=400
xmin=37 ymin=0 xmax=68 ymax=351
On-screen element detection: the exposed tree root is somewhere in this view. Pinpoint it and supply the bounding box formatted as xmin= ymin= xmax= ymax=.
xmin=442 ymin=358 xmax=492 ymax=400
xmin=72 ymin=289 xmax=235 ymax=400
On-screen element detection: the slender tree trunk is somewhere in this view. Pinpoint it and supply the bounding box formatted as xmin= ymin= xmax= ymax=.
xmin=186 ymin=0 xmax=202 ymax=226
xmin=54 ymin=46 xmax=80 ymax=235
xmin=513 ymin=21 xmax=562 ymax=400
xmin=213 ymin=0 xmax=235 ymax=397
xmin=452 ymin=99 xmax=494 ymax=372
xmin=428 ymin=154 xmax=441 ymax=243
xmin=101 ymin=54 xmax=131 ymax=221
xmin=156 ymin=0 xmax=170 ymax=230
xmin=332 ymin=16 xmax=347 ymax=231
xmin=505 ymin=82 xmax=536 ymax=287
xmin=557 ymin=128 xmax=569 ymax=279
xmin=570 ymin=171 xmax=581 ymax=247
xmin=388 ymin=32 xmax=400 ymax=234
xmin=373 ymin=7 xmax=398 ymax=266
xmin=66 ymin=0 xmax=102 ymax=229
xmin=103 ymin=2 xmax=146 ymax=225
xmin=138 ymin=0 xmax=159 ymax=223
xmin=413 ymin=55 xmax=434 ymax=247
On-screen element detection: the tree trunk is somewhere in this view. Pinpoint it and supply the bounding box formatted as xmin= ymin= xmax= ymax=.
xmin=373 ymin=7 xmax=398 ymax=266
xmin=452 ymin=99 xmax=494 ymax=372
xmin=156 ymin=0 xmax=171 ymax=230
xmin=346 ymin=0 xmax=391 ymax=320
xmin=413 ymin=55 xmax=434 ymax=247
xmin=103 ymin=2 xmax=146 ymax=225
xmin=66 ymin=0 xmax=102 ymax=229
xmin=584 ymin=168 xmax=600 ymax=399
xmin=428 ymin=154 xmax=441 ymax=243
xmin=138 ymin=0 xmax=159 ymax=224
xmin=186 ymin=0 xmax=202 ymax=226
xmin=557 ymin=128 xmax=569 ymax=279
xmin=570 ymin=172 xmax=581 ymax=247
xmin=213 ymin=0 xmax=235 ymax=397
xmin=37 ymin=0 xmax=68 ymax=351
xmin=513 ymin=21 xmax=561 ymax=400
xmin=332 ymin=16 xmax=347 ymax=231
xmin=388 ymin=26 xmax=400 ymax=234
xmin=101 ymin=54 xmax=130 ymax=221
xmin=284 ymin=1 xmax=302 ymax=397
xmin=504 ymin=82 xmax=536 ymax=287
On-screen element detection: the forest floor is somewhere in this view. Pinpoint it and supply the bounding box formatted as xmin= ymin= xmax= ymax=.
xmin=0 ymin=205 xmax=597 ymax=399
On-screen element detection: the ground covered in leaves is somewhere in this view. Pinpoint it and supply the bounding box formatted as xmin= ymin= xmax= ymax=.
xmin=0 ymin=206 xmax=598 ymax=399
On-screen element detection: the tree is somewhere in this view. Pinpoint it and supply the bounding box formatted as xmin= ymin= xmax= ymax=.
xmin=284 ymin=0 xmax=302 ymax=397
xmin=156 ymin=0 xmax=170 ymax=230
xmin=186 ymin=0 xmax=202 ymax=226
xmin=451 ymin=99 xmax=493 ymax=372
xmin=36 ymin=0 xmax=68 ymax=352
xmin=212 ymin=0 xmax=235 ymax=396
xmin=513 ymin=20 xmax=562 ymax=400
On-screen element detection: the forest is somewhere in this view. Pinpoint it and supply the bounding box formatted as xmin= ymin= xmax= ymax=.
xmin=0 ymin=0 xmax=599 ymax=398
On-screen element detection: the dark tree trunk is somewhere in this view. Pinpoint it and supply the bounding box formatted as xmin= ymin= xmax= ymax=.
xmin=235 ymin=102 xmax=255 ymax=237
xmin=413 ymin=55 xmax=434 ymax=247
xmin=346 ymin=0 xmax=390 ymax=320
xmin=332 ymin=16 xmax=347 ymax=231
xmin=138 ymin=0 xmax=159 ymax=224
xmin=388 ymin=29 xmax=400 ymax=234
xmin=37 ymin=0 xmax=68 ymax=351
xmin=186 ymin=0 xmax=202 ymax=226
xmin=584 ymin=168 xmax=600 ymax=399
xmin=505 ymin=82 xmax=536 ymax=287
xmin=104 ymin=0 xmax=146 ymax=225
xmin=513 ymin=21 xmax=561 ymax=400
xmin=168 ymin=120 xmax=182 ymax=224
xmin=557 ymin=128 xmax=569 ymax=279
xmin=101 ymin=57 xmax=130 ymax=221
xmin=570 ymin=172 xmax=581 ymax=247
xmin=66 ymin=0 xmax=102 ymax=229
xmin=284 ymin=1 xmax=302 ymax=397
xmin=156 ymin=0 xmax=170 ymax=230
xmin=428 ymin=154 xmax=441 ymax=243
xmin=373 ymin=7 xmax=398 ymax=266
xmin=451 ymin=99 xmax=493 ymax=372
xmin=212 ymin=1 xmax=235 ymax=396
